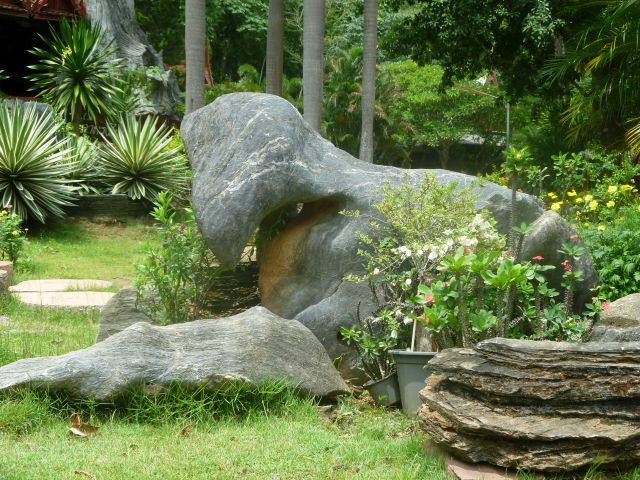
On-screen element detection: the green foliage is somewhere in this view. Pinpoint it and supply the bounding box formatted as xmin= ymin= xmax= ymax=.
xmin=0 ymin=208 xmax=27 ymax=264
xmin=579 ymin=205 xmax=640 ymax=301
xmin=0 ymin=102 xmax=77 ymax=223
xmin=383 ymin=60 xmax=504 ymax=167
xmin=204 ymin=64 xmax=263 ymax=104
xmin=28 ymin=18 xmax=125 ymax=131
xmin=339 ymin=307 xmax=411 ymax=380
xmin=99 ymin=115 xmax=188 ymax=201
xmin=135 ymin=192 xmax=219 ymax=324
xmin=384 ymin=0 xmax=569 ymax=98
xmin=543 ymin=1 xmax=640 ymax=152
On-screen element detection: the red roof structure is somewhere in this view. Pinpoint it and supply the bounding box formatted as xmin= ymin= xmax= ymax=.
xmin=0 ymin=0 xmax=86 ymax=20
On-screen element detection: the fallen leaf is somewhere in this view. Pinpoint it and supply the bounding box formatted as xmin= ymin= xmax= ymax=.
xmin=69 ymin=413 xmax=99 ymax=437
xmin=74 ymin=470 xmax=95 ymax=479
xmin=178 ymin=424 xmax=192 ymax=437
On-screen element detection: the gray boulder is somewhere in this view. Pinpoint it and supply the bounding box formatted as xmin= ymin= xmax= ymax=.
xmin=181 ymin=93 xmax=598 ymax=366
xmin=96 ymin=287 xmax=155 ymax=343
xmin=84 ymin=0 xmax=180 ymax=119
xmin=0 ymin=306 xmax=349 ymax=399
xmin=418 ymin=338 xmax=640 ymax=472
xmin=589 ymin=293 xmax=640 ymax=342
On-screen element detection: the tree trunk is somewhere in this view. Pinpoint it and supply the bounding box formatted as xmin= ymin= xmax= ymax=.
xmin=359 ymin=0 xmax=377 ymax=163
xmin=438 ymin=143 xmax=451 ymax=169
xmin=185 ymin=0 xmax=206 ymax=115
xmin=303 ymin=0 xmax=326 ymax=132
xmin=266 ymin=0 xmax=285 ymax=96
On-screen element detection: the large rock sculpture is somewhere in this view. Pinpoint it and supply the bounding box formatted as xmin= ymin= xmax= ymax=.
xmin=181 ymin=93 xmax=598 ymax=366
xmin=84 ymin=0 xmax=180 ymax=119
xmin=0 ymin=307 xmax=349 ymax=399
xmin=418 ymin=338 xmax=640 ymax=472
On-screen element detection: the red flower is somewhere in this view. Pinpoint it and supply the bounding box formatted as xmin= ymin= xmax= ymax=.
xmin=561 ymin=260 xmax=572 ymax=273
xmin=532 ymin=255 xmax=544 ymax=262
xmin=602 ymin=302 xmax=611 ymax=311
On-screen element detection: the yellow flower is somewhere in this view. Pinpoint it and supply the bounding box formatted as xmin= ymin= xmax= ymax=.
xmin=584 ymin=194 xmax=594 ymax=202
xmin=567 ymin=190 xmax=577 ymax=197
xmin=575 ymin=197 xmax=584 ymax=203
xmin=608 ymin=185 xmax=618 ymax=193
xmin=547 ymin=192 xmax=558 ymax=199
xmin=583 ymin=222 xmax=590 ymax=227
xmin=607 ymin=200 xmax=615 ymax=208
xmin=589 ymin=200 xmax=599 ymax=211
xmin=0 ymin=211 xmax=6 ymax=217
xmin=621 ymin=184 xmax=633 ymax=192
xmin=576 ymin=211 xmax=582 ymax=218
xmin=11 ymin=230 xmax=18 ymax=236
xmin=598 ymin=225 xmax=606 ymax=232
xmin=550 ymin=201 xmax=563 ymax=211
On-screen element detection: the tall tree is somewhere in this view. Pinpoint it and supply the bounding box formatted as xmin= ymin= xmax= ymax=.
xmin=303 ymin=0 xmax=326 ymax=131
xmin=185 ymin=0 xmax=206 ymax=114
xmin=266 ymin=0 xmax=285 ymax=95
xmin=359 ymin=0 xmax=377 ymax=162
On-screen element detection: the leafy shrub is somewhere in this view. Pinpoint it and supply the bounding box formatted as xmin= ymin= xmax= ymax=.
xmin=0 ymin=207 xmax=27 ymax=264
xmin=28 ymin=18 xmax=126 ymax=132
xmin=0 ymin=102 xmax=77 ymax=222
xmin=135 ymin=192 xmax=219 ymax=324
xmin=100 ymin=115 xmax=188 ymax=201
xmin=579 ymin=205 xmax=640 ymax=301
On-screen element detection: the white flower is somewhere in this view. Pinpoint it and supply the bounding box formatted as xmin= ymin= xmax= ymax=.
xmin=416 ymin=249 xmax=424 ymax=256
xmin=390 ymin=330 xmax=398 ymax=339
xmin=403 ymin=316 xmax=413 ymax=325
xmin=373 ymin=267 xmax=380 ymax=275
xmin=428 ymin=250 xmax=438 ymax=261
xmin=405 ymin=278 xmax=412 ymax=286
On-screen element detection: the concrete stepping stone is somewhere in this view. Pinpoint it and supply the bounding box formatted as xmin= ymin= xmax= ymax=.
xmin=10 ymin=279 xmax=115 ymax=308
xmin=10 ymin=279 xmax=112 ymax=292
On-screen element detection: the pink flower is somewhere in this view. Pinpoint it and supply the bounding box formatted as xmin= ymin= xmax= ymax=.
xmin=602 ymin=302 xmax=611 ymax=311
xmin=424 ymin=293 xmax=434 ymax=304
xmin=570 ymin=234 xmax=579 ymax=242
xmin=561 ymin=259 xmax=572 ymax=273
xmin=532 ymin=255 xmax=544 ymax=262
xmin=5 ymin=204 xmax=12 ymax=209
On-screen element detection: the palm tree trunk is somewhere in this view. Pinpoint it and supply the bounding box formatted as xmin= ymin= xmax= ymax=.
xmin=303 ymin=0 xmax=326 ymax=132
xmin=359 ymin=0 xmax=377 ymax=163
xmin=185 ymin=0 xmax=206 ymax=114
xmin=266 ymin=0 xmax=285 ymax=96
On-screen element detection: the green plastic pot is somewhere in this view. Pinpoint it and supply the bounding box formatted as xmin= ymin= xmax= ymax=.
xmin=390 ymin=350 xmax=437 ymax=415
xmin=363 ymin=372 xmax=401 ymax=407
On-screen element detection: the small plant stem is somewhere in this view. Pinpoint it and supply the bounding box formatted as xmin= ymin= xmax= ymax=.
xmin=496 ymin=289 xmax=505 ymax=337
xmin=455 ymin=272 xmax=469 ymax=347
xmin=504 ymin=283 xmax=518 ymax=336
xmin=514 ymin=232 xmax=525 ymax=263
xmin=475 ymin=273 xmax=484 ymax=314
xmin=564 ymin=283 xmax=574 ymax=316
xmin=509 ymin=175 xmax=518 ymax=256
xmin=533 ymin=283 xmax=543 ymax=337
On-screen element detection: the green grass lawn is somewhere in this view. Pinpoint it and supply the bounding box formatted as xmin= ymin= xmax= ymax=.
xmin=1 ymin=220 xmax=639 ymax=480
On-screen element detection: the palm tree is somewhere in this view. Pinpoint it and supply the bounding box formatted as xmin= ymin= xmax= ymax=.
xmin=359 ymin=0 xmax=378 ymax=163
xmin=266 ymin=0 xmax=285 ymax=96
xmin=185 ymin=0 xmax=206 ymax=114
xmin=303 ymin=0 xmax=326 ymax=132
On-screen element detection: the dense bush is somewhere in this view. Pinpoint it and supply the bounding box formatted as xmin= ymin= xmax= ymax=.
xmin=0 ymin=207 xmax=27 ymax=264
xmin=135 ymin=193 xmax=219 ymax=324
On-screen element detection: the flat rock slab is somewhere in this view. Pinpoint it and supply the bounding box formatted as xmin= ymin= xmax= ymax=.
xmin=13 ymin=291 xmax=115 ymax=308
xmin=0 ymin=306 xmax=350 ymax=399
xmin=10 ymin=279 xmax=113 ymax=292
xmin=418 ymin=338 xmax=640 ymax=473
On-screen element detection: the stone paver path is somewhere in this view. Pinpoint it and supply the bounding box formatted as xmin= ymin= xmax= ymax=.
xmin=10 ymin=279 xmax=115 ymax=308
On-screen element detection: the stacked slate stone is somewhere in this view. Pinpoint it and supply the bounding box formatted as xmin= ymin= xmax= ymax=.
xmin=418 ymin=337 xmax=640 ymax=472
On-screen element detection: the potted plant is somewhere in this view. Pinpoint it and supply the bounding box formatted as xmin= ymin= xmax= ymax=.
xmin=339 ymin=306 xmax=411 ymax=406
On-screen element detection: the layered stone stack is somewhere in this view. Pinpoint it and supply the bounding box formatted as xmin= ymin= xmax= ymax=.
xmin=418 ymin=338 xmax=640 ymax=472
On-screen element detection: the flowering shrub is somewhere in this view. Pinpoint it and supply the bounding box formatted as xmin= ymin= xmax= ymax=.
xmin=0 ymin=205 xmax=27 ymax=265
xmin=343 ymin=174 xmax=602 ymax=359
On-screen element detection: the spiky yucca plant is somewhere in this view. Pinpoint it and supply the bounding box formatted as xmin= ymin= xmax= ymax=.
xmin=0 ymin=102 xmax=77 ymax=222
xmin=63 ymin=135 xmax=102 ymax=195
xmin=28 ymin=18 xmax=124 ymax=133
xmin=99 ymin=115 xmax=187 ymax=201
